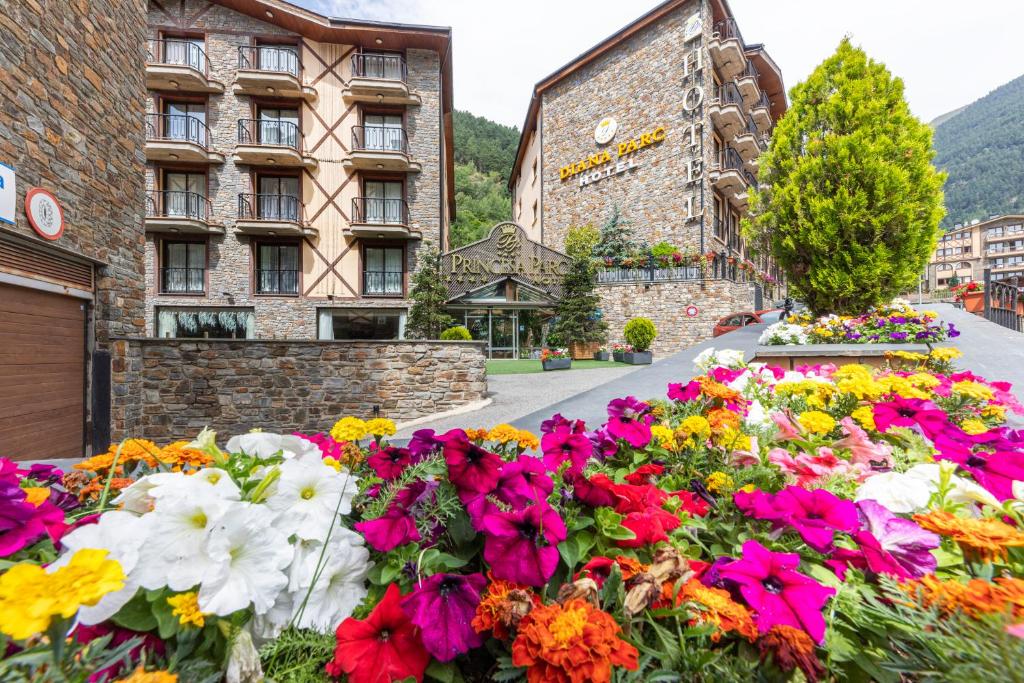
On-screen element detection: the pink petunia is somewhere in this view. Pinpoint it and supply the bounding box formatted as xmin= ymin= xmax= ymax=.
xmin=833 ymin=417 xmax=894 ymax=470
xmin=605 ymin=397 xmax=653 ymax=448
xmin=768 ymin=447 xmax=865 ymax=486
xmin=540 ymin=429 xmax=593 ymax=474
xmin=482 ymin=503 xmax=566 ymax=586
xmin=734 ymin=486 xmax=859 ymax=552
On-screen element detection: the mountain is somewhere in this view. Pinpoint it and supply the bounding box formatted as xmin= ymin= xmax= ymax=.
xmin=932 ymin=74 xmax=1024 ymax=227
xmin=450 ymin=111 xmax=519 ymax=247
xmin=929 ymin=105 xmax=967 ymax=128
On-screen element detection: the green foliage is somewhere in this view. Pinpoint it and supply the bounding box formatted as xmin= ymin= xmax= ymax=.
xmin=650 ymin=241 xmax=677 ymax=258
xmin=933 ymin=74 xmax=1024 ymax=227
xmin=623 ymin=317 xmax=657 ymax=352
xmin=452 ymin=110 xmax=519 ymax=180
xmin=744 ymin=38 xmax=946 ymax=315
xmin=406 ymin=247 xmax=454 ymax=339
xmin=439 ymin=325 xmax=473 ymax=341
xmin=547 ymin=257 xmax=607 ymax=346
xmin=592 ymin=206 xmax=647 ymax=263
xmin=564 ymin=224 xmax=601 ymax=259
xmin=259 ymin=627 xmax=336 ymax=683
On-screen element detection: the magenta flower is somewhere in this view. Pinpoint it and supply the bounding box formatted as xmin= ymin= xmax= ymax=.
xmin=605 ymin=397 xmax=653 ymax=448
xmin=293 ymin=431 xmax=346 ymax=460
xmin=408 ymin=428 xmax=444 ymax=460
xmin=667 ymin=380 xmax=701 ymax=402
xmin=354 ymin=481 xmax=432 ymax=552
xmin=367 ymin=446 xmax=413 ymax=480
xmin=0 ymin=482 xmax=45 ymax=557
xmin=483 ymin=503 xmax=567 ymax=586
xmin=935 ymin=446 xmax=1024 ymax=501
xmin=872 ymin=397 xmax=950 ymax=438
xmin=441 ymin=429 xmax=503 ymax=495
xmin=495 ymin=455 xmax=553 ymax=509
xmin=400 ymin=572 xmax=487 ymax=661
xmin=718 ymin=540 xmax=836 ymax=643
xmin=855 ymin=500 xmax=939 ymax=578
xmin=734 ymin=486 xmax=858 ymax=552
xmin=540 ymin=413 xmax=586 ymax=435
xmin=541 ymin=429 xmax=593 ymax=473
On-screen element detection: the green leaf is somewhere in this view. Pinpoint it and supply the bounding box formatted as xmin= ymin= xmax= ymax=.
xmin=111 ymin=589 xmax=158 ymax=632
xmin=426 ymin=660 xmax=465 ymax=683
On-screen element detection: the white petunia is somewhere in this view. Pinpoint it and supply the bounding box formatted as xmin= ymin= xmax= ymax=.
xmin=49 ymin=511 xmax=152 ymax=625
xmin=199 ymin=504 xmax=292 ymax=616
xmin=225 ymin=431 xmax=322 ymax=460
xmin=855 ymin=471 xmax=932 ymax=513
xmin=905 ymin=463 xmax=1001 ymax=510
xmin=225 ymin=627 xmax=264 ymax=683
xmin=758 ymin=321 xmax=808 ymax=346
xmin=148 ymin=468 xmax=241 ymax=501
xmin=266 ymin=457 xmax=358 ymax=541
xmin=289 ymin=527 xmax=371 ymax=633
xmin=112 ymin=477 xmax=160 ymax=514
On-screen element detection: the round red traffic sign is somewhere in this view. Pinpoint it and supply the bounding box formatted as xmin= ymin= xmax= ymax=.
xmin=25 ymin=187 xmax=64 ymax=241
xmin=685 ymin=305 xmax=699 ymax=318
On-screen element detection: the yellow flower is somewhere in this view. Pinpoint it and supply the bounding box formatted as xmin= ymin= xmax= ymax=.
xmin=907 ymin=373 xmax=941 ymax=390
xmin=322 ymin=456 xmax=342 ymax=472
xmin=983 ymin=404 xmax=1007 ymax=421
xmin=851 ymin=406 xmax=876 ymax=431
xmin=798 ymin=410 xmax=836 ymax=435
xmin=22 ymin=487 xmax=50 ymax=506
xmin=115 ymin=667 xmax=178 ymax=683
xmin=0 ymin=549 xmax=125 ymax=640
xmin=714 ymin=426 xmax=751 ymax=452
xmin=952 ymin=381 xmax=995 ymax=402
xmin=959 ymin=419 xmax=989 ymax=436
xmin=167 ymin=592 xmax=206 ymax=628
xmin=888 ymin=350 xmax=929 ymax=363
xmin=464 ymin=428 xmax=489 ymax=442
xmin=705 ymin=471 xmax=734 ymax=494
xmin=365 ymin=418 xmax=397 ymax=437
xmin=516 ymin=430 xmax=540 ymax=450
xmin=930 ymin=347 xmax=962 ymax=362
xmin=650 ymin=425 xmax=676 ymax=449
xmin=330 ymin=417 xmax=368 ymax=443
xmin=738 ymin=483 xmax=756 ymax=494
xmin=878 ymin=375 xmax=930 ymax=400
xmin=678 ymin=415 xmax=711 ymax=441
xmin=487 ymin=424 xmax=521 ymax=444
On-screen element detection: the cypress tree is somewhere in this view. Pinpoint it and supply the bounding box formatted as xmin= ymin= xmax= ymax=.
xmin=547 ymin=256 xmax=607 ymax=347
xmin=406 ymin=246 xmax=454 ymax=339
xmin=743 ymin=38 xmax=946 ymax=315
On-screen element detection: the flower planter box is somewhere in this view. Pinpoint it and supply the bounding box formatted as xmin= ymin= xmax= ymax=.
xmin=612 ymin=351 xmax=624 ymax=362
xmin=961 ymin=290 xmax=984 ymax=314
xmin=568 ymin=341 xmax=601 ymax=360
xmin=622 ymin=351 xmax=652 ymax=365
xmin=594 ymin=351 xmax=610 ymax=361
xmin=750 ymin=343 xmax=933 ymax=371
xmin=542 ymin=358 xmax=572 ymax=371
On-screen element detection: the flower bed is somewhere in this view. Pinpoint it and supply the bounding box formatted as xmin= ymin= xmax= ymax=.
xmin=5 ymin=340 xmax=1024 ymax=681
xmin=760 ymin=301 xmax=959 ymax=345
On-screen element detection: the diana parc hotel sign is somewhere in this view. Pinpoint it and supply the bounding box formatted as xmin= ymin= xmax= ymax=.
xmin=559 ymin=122 xmax=667 ymax=188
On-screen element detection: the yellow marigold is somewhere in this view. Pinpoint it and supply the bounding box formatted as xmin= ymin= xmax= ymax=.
xmin=678 ymin=414 xmax=712 ymax=442
xmin=516 ymin=429 xmax=540 ymax=450
xmin=705 ymin=471 xmax=734 ymax=494
xmin=73 ymin=439 xmax=163 ymax=473
xmin=650 ymin=425 xmax=676 ymax=450
xmin=115 ymin=668 xmax=178 ymax=683
xmin=878 ymin=375 xmax=931 ymax=400
xmin=707 ymin=407 xmax=741 ymax=432
xmin=983 ymin=404 xmax=1007 ymax=421
xmin=167 ymin=591 xmax=206 ymax=628
xmin=959 ymin=419 xmax=989 ymax=436
xmin=952 ymin=381 xmax=995 ymax=402
xmin=798 ymin=410 xmax=835 ymax=435
xmin=487 ymin=423 xmax=521 ymax=444
xmin=330 ymin=417 xmax=367 ymax=443
xmin=464 ymin=428 xmax=489 ymax=442
xmin=739 ymin=483 xmax=756 ymax=494
xmin=0 ymin=549 xmax=125 ymax=640
xmin=715 ymin=426 xmax=751 ymax=452
xmin=365 ymin=418 xmax=397 ymax=437
xmin=850 ymin=405 xmax=876 ymax=431
xmin=671 ymin=579 xmax=757 ymax=642
xmin=930 ymin=347 xmax=963 ymax=362
xmin=901 ymin=575 xmax=1024 ymax=619
xmin=22 ymin=487 xmax=50 ymax=506
xmin=887 ymin=350 xmax=929 ymax=364
xmin=337 ymin=441 xmax=365 ymax=468
xmin=913 ymin=510 xmax=1024 ymax=562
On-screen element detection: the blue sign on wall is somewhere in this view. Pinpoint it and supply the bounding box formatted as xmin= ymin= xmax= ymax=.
xmin=0 ymin=162 xmax=15 ymax=226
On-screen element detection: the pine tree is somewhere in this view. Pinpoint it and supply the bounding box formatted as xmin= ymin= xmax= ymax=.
xmin=743 ymin=38 xmax=946 ymax=315
xmin=405 ymin=247 xmax=454 ymax=339
xmin=547 ymin=256 xmax=607 ymax=347
xmin=592 ymin=206 xmax=646 ymax=262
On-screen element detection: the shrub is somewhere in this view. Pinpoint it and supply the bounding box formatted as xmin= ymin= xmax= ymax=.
xmin=623 ymin=317 xmax=656 ymax=352
xmin=742 ymin=38 xmax=945 ymax=315
xmin=564 ymin=224 xmax=600 ymax=260
xmin=651 ymin=241 xmax=676 ymax=258
xmin=440 ymin=325 xmax=473 ymax=341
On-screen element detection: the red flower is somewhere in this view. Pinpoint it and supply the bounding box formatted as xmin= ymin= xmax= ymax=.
xmin=624 ymin=464 xmax=664 ymax=486
xmin=441 ymin=429 xmax=502 ymax=495
xmin=367 ymin=446 xmax=413 ymax=480
xmin=327 ymin=583 xmax=430 ymax=683
xmin=672 ymin=490 xmax=711 ymax=517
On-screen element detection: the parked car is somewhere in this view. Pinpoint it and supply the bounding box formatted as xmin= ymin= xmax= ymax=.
xmin=712 ymin=309 xmax=783 ymax=337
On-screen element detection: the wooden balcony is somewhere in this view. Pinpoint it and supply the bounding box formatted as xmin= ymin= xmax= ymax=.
xmin=343 ymin=126 xmax=421 ymax=173
xmin=233 ymin=46 xmax=317 ymax=102
xmin=233 ymin=119 xmax=317 ymax=170
xmin=342 ymin=54 xmax=420 ymax=106
xmin=146 ymin=39 xmax=224 ymax=93
xmin=145 ymin=114 xmax=224 ymax=164
xmin=145 ymin=191 xmax=224 ymax=235
xmin=235 ymin=193 xmax=317 ymax=238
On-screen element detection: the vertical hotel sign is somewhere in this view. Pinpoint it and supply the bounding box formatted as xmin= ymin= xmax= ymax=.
xmin=0 ymin=163 xmax=14 ymax=225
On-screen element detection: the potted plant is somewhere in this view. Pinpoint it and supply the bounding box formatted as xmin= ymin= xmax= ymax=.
xmin=540 ymin=348 xmax=572 ymax=371
xmin=622 ymin=318 xmax=656 ymax=364
xmin=611 ymin=342 xmax=631 ymax=362
xmin=593 ymin=346 xmax=610 ymax=361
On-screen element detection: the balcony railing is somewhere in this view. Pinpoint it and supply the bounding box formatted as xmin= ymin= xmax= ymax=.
xmin=238 ymin=193 xmax=302 ymax=222
xmin=147 ymin=38 xmax=211 ymax=76
xmin=753 ymin=91 xmax=771 ymax=110
xmin=161 ymin=267 xmax=205 ymax=294
xmin=714 ymin=147 xmax=755 ymax=184
xmin=351 ymin=197 xmax=409 ymax=225
xmin=351 ymin=125 xmax=409 ymax=154
xmin=351 ymin=53 xmax=407 ymax=82
xmin=238 ymin=45 xmax=301 ymax=77
xmin=146 ymin=190 xmax=212 ymax=221
xmin=739 ymin=60 xmax=760 ymax=80
xmin=714 ymin=82 xmax=744 ymax=107
xmin=146 ymin=113 xmax=211 ymax=148
xmin=237 ymin=119 xmax=302 ymax=150
xmin=256 ymin=269 xmax=300 ymax=295
xmin=712 ymin=18 xmax=745 ymax=45
xmin=363 ymin=271 xmax=404 ymax=297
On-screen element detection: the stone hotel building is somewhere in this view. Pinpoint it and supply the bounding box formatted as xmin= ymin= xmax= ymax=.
xmin=507 ymin=0 xmax=787 ymax=353
xmin=925 ymin=214 xmax=1024 ymax=290
xmin=144 ymin=0 xmax=454 ymax=340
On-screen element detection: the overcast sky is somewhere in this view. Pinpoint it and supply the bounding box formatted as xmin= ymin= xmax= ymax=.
xmin=297 ymin=0 xmax=1024 ymax=129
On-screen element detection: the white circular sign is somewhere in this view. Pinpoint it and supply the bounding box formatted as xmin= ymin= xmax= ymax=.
xmin=25 ymin=188 xmax=64 ymax=241
xmin=594 ymin=117 xmax=618 ymax=145
xmin=685 ymin=305 xmax=699 ymax=318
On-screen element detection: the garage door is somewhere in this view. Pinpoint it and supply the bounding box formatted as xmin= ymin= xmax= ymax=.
xmin=0 ymin=282 xmax=86 ymax=460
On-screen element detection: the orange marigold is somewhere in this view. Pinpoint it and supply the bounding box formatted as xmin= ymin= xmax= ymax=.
xmin=912 ymin=510 xmax=1024 ymax=562
xmin=77 ymin=477 xmax=133 ymax=502
xmin=511 ymin=599 xmax=638 ymax=683
xmin=665 ymin=579 xmax=758 ymax=642
xmin=473 ymin=575 xmax=541 ymax=640
xmin=707 ymin=407 xmax=741 ymax=432
xmin=464 ymin=428 xmax=489 ymax=442
xmin=901 ymin=575 xmax=1024 ymax=618
xmin=159 ymin=441 xmax=212 ymax=471
xmin=757 ymin=624 xmax=825 ymax=683
xmin=75 ymin=439 xmax=164 ymax=473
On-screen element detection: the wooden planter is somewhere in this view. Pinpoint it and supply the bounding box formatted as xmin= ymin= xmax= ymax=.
xmin=623 ymin=351 xmax=653 ymax=365
xmin=751 ymin=343 xmax=933 ymax=371
xmin=542 ymin=357 xmax=572 ymax=371
xmin=568 ymin=341 xmax=601 ymax=360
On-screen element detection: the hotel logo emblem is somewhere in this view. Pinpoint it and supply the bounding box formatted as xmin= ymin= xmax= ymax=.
xmin=594 ymin=117 xmax=617 ymax=145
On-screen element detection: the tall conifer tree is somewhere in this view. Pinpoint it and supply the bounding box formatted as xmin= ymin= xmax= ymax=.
xmin=406 ymin=247 xmax=454 ymax=339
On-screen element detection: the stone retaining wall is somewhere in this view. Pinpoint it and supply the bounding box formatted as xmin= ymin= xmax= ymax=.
xmin=598 ymin=279 xmax=755 ymax=356
xmin=111 ymin=339 xmax=487 ymax=440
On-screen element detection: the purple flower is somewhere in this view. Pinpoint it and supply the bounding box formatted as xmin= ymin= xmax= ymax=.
xmin=23 ymin=463 xmax=63 ymax=485
xmin=915 ymin=331 xmax=931 ymax=340
xmin=948 ymin=323 xmax=960 ymax=338
xmin=540 ymin=429 xmax=593 ymax=473
xmin=408 ymin=429 xmax=444 ymax=460
xmin=483 ymin=503 xmax=566 ymax=586
xmin=889 ymin=331 xmax=909 ymax=341
xmin=400 ymin=572 xmax=487 ymax=661
xmin=586 ymin=428 xmax=619 ymax=459
xmin=890 ymin=316 xmax=907 ymax=325
xmin=0 ymin=482 xmax=44 ymax=557
xmin=494 ymin=455 xmax=553 ymax=509
xmin=605 ymin=396 xmax=653 ymax=448
xmin=540 ymin=413 xmax=585 ymax=435
xmin=856 ymin=499 xmax=939 ymax=578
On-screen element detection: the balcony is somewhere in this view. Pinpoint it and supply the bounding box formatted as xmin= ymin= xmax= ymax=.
xmin=234 ymin=46 xmax=317 ymax=102
xmin=342 ymin=54 xmax=420 ymax=106
xmin=735 ymin=62 xmax=760 ymax=107
xmin=234 ymin=119 xmax=317 ymax=170
xmin=987 ymin=229 xmax=1024 ymax=243
xmin=709 ymin=83 xmax=745 ymax=135
xmin=235 ymin=193 xmax=316 ymax=237
xmin=710 ymin=148 xmax=756 ymax=209
xmin=146 ymin=39 xmax=224 ymax=93
xmin=733 ymin=116 xmax=765 ymax=164
xmin=362 ymin=271 xmax=405 ymax=298
xmin=145 ymin=190 xmax=223 ymax=235
xmin=750 ymin=91 xmax=772 ymax=133
xmin=343 ymin=126 xmax=421 ymax=173
xmin=145 ymin=114 xmax=224 ymax=164
xmin=347 ymin=197 xmax=420 ymax=239
xmin=708 ymin=19 xmax=746 ymax=81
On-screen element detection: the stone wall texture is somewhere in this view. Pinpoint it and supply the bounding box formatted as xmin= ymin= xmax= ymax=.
xmin=113 ymin=339 xmax=488 ymax=440
xmin=598 ymin=279 xmax=755 ymax=356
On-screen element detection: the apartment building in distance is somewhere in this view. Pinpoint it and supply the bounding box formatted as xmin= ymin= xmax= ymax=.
xmin=144 ymin=0 xmax=454 ymax=340
xmin=925 ymin=214 xmax=1024 ymax=290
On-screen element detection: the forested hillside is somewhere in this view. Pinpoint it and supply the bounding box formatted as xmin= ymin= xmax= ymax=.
xmin=933 ymin=74 xmax=1024 ymax=227
xmin=449 ymin=111 xmax=519 ymax=246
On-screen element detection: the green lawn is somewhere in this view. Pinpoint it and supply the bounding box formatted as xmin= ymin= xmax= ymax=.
xmin=486 ymin=359 xmax=629 ymax=375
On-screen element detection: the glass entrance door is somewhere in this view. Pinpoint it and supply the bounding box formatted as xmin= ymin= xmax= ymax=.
xmin=489 ymin=311 xmax=517 ymax=359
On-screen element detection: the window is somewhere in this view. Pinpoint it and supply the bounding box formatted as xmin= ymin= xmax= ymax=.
xmin=318 ymin=308 xmax=405 ymax=340
xmin=363 ymin=180 xmax=404 ymax=224
xmin=257 ymin=176 xmax=300 ymax=220
xmin=162 ymin=36 xmax=205 ymax=72
xmin=157 ymin=307 xmax=254 ymax=338
xmin=256 ymin=243 xmax=300 ymax=294
xmin=713 ymin=195 xmax=725 ymax=240
xmin=161 ymin=241 xmax=205 ymax=294
xmin=162 ymin=101 xmax=206 ymax=146
xmin=256 ymin=43 xmax=299 ymax=76
xmin=363 ymin=246 xmax=404 ymax=296
xmin=362 ymin=113 xmax=404 ymax=151
xmin=162 ymin=171 xmax=206 ymax=219
xmin=257 ymin=108 xmax=300 ymax=148
xmin=358 ymin=52 xmax=404 ymax=80
xmin=531 ymin=158 xmax=538 ymax=185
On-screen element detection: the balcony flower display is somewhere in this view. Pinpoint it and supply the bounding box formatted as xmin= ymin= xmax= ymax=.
xmin=760 ymin=301 xmax=959 ymax=345
xmin=6 ymin=335 xmax=1024 ymax=681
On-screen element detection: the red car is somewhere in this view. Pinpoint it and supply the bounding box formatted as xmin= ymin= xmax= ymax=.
xmin=713 ymin=309 xmax=783 ymax=337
